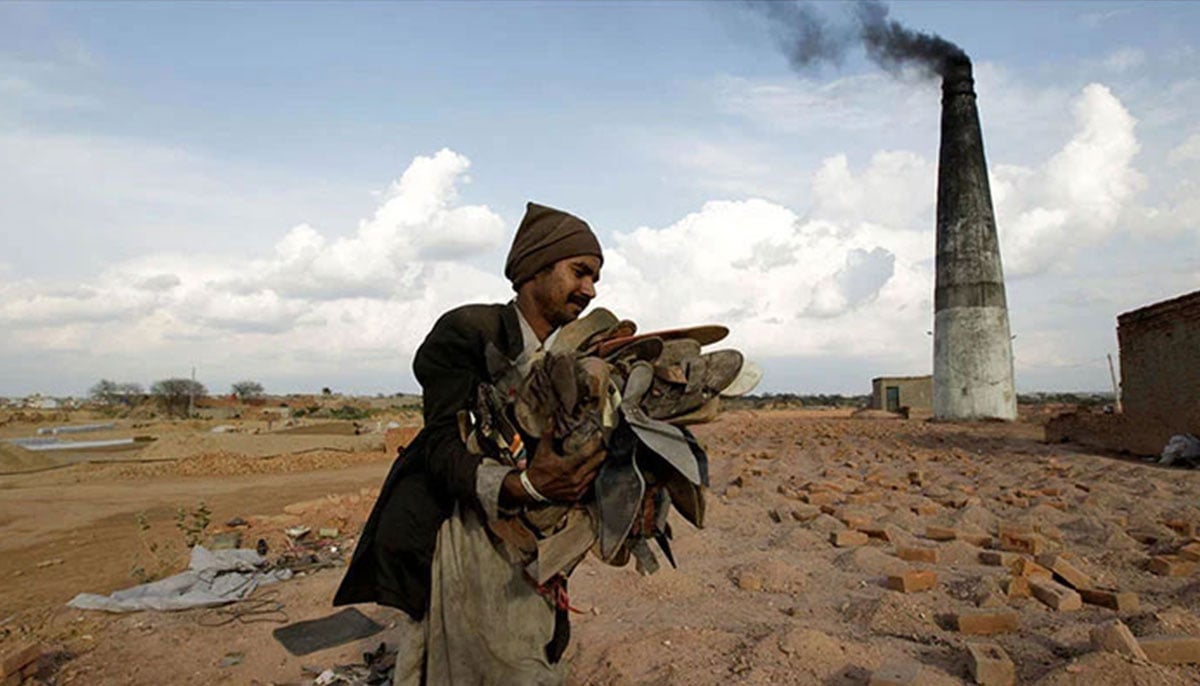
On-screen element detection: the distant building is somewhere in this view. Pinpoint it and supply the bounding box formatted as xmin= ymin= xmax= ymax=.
xmin=870 ymin=376 xmax=933 ymax=413
xmin=1048 ymin=289 xmax=1200 ymax=455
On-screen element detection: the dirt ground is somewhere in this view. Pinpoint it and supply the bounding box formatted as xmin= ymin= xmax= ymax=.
xmin=2 ymin=409 xmax=1199 ymax=684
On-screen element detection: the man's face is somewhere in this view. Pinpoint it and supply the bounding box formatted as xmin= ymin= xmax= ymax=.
xmin=528 ymin=255 xmax=601 ymax=329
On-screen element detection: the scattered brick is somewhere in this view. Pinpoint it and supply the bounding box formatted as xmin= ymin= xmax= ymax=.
xmin=925 ymin=526 xmax=957 ymax=541
xmin=1090 ymin=620 xmax=1148 ymax=660
xmin=966 ymin=642 xmax=1016 ymax=686
xmin=868 ymin=660 xmax=921 ymax=686
xmin=804 ymin=491 xmax=840 ymax=506
xmin=0 ymin=642 xmax=38 ymax=681
xmin=848 ymin=491 xmax=883 ymax=505
xmin=831 ymin=530 xmax=870 ymax=548
xmin=886 ymin=570 xmax=937 ymax=593
xmin=999 ymin=531 xmax=1047 ymax=555
xmin=1163 ymin=519 xmax=1195 ymax=538
xmin=820 ymin=503 xmax=839 ymax=515
xmin=957 ymin=532 xmax=992 ymax=548
xmin=897 ymin=546 xmax=938 ymax=563
xmin=789 ymin=505 xmax=821 ymax=522
xmin=1029 ymin=578 xmax=1083 ymax=611
xmin=1148 ymin=555 xmax=1197 ymax=577
xmin=1079 ymin=587 xmax=1140 ymax=612
xmin=913 ymin=502 xmax=940 ymax=516
xmin=997 ymin=523 xmax=1033 ymax=537
xmin=955 ymin=609 xmax=1020 ymax=635
xmin=1037 ymin=553 xmax=1092 ymax=590
xmin=860 ymin=526 xmax=892 ymax=542
xmin=1178 ymin=542 xmax=1200 ymax=562
xmin=839 ymin=513 xmax=872 ymax=530
xmin=980 ymin=550 xmax=1021 ymax=570
xmin=907 ymin=470 xmax=924 ymax=486
xmin=1138 ymin=636 xmax=1200 ymax=664
xmin=1000 ymin=576 xmax=1031 ymax=599
xmin=1012 ymin=558 xmax=1052 ymax=580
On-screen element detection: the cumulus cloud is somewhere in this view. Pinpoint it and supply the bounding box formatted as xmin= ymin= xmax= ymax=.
xmin=0 ymin=149 xmax=510 ymax=370
xmin=992 ymin=83 xmax=1145 ymax=276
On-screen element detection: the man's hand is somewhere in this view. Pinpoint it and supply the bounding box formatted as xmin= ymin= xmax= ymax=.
xmin=500 ymin=431 xmax=606 ymax=506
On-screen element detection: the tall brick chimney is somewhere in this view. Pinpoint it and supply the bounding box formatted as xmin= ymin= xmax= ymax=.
xmin=932 ymin=56 xmax=1017 ymax=420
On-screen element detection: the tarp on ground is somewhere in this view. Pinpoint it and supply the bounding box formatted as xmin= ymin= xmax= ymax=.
xmin=67 ymin=546 xmax=292 ymax=613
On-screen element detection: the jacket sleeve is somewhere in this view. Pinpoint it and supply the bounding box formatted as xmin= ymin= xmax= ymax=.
xmin=412 ymin=308 xmax=490 ymax=509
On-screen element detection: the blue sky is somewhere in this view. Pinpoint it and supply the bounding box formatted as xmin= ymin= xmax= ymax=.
xmin=1 ymin=1 xmax=1198 ymax=397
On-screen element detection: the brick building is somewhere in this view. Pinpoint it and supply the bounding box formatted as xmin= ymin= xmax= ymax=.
xmin=1116 ymin=289 xmax=1200 ymax=451
xmin=870 ymin=376 xmax=933 ymax=413
xmin=1048 ymin=289 xmax=1200 ymax=455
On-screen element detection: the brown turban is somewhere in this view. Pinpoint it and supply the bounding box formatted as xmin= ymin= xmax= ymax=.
xmin=504 ymin=202 xmax=604 ymax=288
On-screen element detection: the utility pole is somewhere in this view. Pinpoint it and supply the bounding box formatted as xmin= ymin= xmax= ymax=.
xmin=1106 ymin=354 xmax=1122 ymax=413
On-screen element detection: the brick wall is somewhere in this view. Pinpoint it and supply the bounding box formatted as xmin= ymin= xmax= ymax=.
xmin=1117 ymin=290 xmax=1200 ymax=450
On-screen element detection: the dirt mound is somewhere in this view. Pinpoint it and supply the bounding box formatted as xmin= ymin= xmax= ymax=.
xmin=0 ymin=441 xmax=57 ymax=473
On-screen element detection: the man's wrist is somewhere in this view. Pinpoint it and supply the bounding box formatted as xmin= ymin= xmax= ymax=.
xmin=499 ymin=470 xmax=531 ymax=508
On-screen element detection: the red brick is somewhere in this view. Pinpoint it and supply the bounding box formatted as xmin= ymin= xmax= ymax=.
xmin=999 ymin=532 xmax=1048 ymax=555
xmin=868 ymin=661 xmax=921 ymax=686
xmin=0 ymin=643 xmax=38 ymax=680
xmin=1001 ymin=576 xmax=1031 ymax=599
xmin=847 ymin=491 xmax=883 ymax=505
xmin=804 ymin=491 xmax=840 ymax=506
xmin=1090 ymin=620 xmax=1148 ymax=660
xmin=860 ymin=526 xmax=892 ymax=542
xmin=912 ymin=502 xmax=940 ymax=516
xmin=1138 ymin=635 xmax=1200 ymax=664
xmin=955 ymin=609 xmax=1020 ymax=635
xmin=979 ymin=550 xmax=1021 ymax=571
xmin=839 ymin=513 xmax=872 ymax=530
xmin=885 ymin=570 xmax=937 ymax=593
xmin=1163 ymin=519 xmax=1195 ymax=538
xmin=831 ymin=530 xmax=870 ymax=548
xmin=1177 ymin=542 xmax=1200 ymax=562
xmin=957 ymin=532 xmax=992 ymax=547
xmin=1012 ymin=558 xmax=1052 ymax=580
xmin=897 ymin=546 xmax=938 ymax=563
xmin=966 ymin=642 xmax=1016 ymax=686
xmin=1029 ymin=578 xmax=1083 ymax=611
xmin=789 ymin=505 xmax=821 ymax=522
xmin=1037 ymin=553 xmax=1092 ymax=590
xmin=924 ymin=526 xmax=957 ymax=541
xmin=1148 ymin=555 xmax=1197 ymax=577
xmin=1079 ymin=587 xmax=1140 ymax=612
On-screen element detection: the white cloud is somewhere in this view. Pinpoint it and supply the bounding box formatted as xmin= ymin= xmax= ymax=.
xmin=0 ymin=149 xmax=510 ymax=374
xmin=993 ymin=83 xmax=1145 ymax=276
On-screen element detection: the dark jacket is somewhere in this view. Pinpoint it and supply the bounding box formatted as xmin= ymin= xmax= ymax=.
xmin=333 ymin=302 xmax=524 ymax=618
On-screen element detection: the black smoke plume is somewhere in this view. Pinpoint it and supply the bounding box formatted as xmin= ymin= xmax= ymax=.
xmin=751 ymin=0 xmax=967 ymax=77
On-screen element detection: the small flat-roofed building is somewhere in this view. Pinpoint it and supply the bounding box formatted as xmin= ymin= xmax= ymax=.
xmin=870 ymin=376 xmax=933 ymax=413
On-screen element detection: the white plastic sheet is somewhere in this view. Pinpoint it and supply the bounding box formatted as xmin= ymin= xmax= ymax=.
xmin=67 ymin=546 xmax=292 ymax=613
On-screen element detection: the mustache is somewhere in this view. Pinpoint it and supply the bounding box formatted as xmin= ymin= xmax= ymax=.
xmin=568 ymin=294 xmax=591 ymax=308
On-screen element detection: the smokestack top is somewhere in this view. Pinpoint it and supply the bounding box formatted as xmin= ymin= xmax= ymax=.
xmin=941 ymin=55 xmax=974 ymax=97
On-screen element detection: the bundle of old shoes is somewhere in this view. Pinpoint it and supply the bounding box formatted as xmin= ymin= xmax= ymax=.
xmin=472 ymin=308 xmax=760 ymax=584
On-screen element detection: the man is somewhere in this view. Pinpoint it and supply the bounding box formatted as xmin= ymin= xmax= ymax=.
xmin=335 ymin=202 xmax=608 ymax=685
